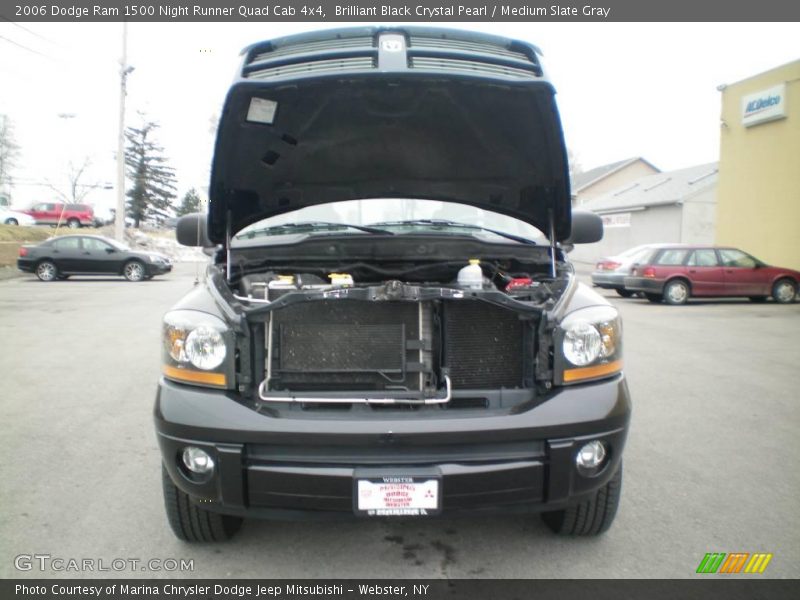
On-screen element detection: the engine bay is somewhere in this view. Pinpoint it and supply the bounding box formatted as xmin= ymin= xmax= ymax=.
xmin=212 ymin=238 xmax=570 ymax=408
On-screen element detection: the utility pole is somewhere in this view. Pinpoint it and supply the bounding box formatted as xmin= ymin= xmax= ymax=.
xmin=115 ymin=22 xmax=132 ymax=242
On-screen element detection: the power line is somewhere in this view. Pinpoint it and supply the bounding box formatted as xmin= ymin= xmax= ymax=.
xmin=0 ymin=34 xmax=54 ymax=60
xmin=0 ymin=17 xmax=58 ymax=45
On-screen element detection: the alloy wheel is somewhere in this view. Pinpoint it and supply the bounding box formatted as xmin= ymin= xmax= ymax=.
xmin=124 ymin=261 xmax=145 ymax=282
xmin=36 ymin=262 xmax=57 ymax=282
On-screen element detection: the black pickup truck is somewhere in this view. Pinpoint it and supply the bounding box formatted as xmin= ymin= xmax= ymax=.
xmin=155 ymin=27 xmax=631 ymax=541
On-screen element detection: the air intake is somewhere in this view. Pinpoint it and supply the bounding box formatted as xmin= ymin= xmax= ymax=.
xmin=409 ymin=35 xmax=534 ymax=64
xmin=250 ymin=36 xmax=375 ymax=63
xmin=246 ymin=56 xmax=375 ymax=80
xmin=410 ymin=57 xmax=540 ymax=80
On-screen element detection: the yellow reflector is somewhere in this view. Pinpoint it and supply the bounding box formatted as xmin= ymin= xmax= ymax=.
xmin=163 ymin=365 xmax=226 ymax=387
xmin=564 ymin=359 xmax=622 ymax=383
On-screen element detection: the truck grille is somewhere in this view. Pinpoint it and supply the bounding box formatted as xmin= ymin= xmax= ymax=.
xmin=268 ymin=301 xmax=421 ymax=391
xmin=443 ymin=302 xmax=525 ymax=388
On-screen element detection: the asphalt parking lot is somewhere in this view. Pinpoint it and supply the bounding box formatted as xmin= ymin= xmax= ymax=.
xmin=1 ymin=263 xmax=798 ymax=579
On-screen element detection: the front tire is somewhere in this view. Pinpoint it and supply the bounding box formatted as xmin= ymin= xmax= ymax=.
xmin=772 ymin=279 xmax=797 ymax=304
xmin=5 ymin=218 xmax=18 ymax=225
xmin=541 ymin=463 xmax=622 ymax=536
xmin=66 ymin=218 xmax=80 ymax=229
xmin=35 ymin=260 xmax=58 ymax=282
xmin=161 ymin=466 xmax=242 ymax=542
xmin=663 ymin=279 xmax=690 ymax=305
xmin=123 ymin=260 xmax=146 ymax=282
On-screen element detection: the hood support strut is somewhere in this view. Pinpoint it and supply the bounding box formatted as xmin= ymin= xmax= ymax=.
xmin=548 ymin=209 xmax=557 ymax=278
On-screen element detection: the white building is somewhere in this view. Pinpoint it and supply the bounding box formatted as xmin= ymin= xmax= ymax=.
xmin=573 ymin=163 xmax=718 ymax=261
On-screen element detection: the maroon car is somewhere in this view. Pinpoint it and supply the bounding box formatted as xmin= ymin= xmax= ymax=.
xmin=22 ymin=202 xmax=94 ymax=228
xmin=624 ymin=245 xmax=799 ymax=305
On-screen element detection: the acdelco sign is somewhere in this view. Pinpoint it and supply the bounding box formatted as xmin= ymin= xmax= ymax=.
xmin=742 ymin=84 xmax=787 ymax=127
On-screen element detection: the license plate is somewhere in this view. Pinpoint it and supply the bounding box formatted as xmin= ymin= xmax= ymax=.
xmin=355 ymin=476 xmax=440 ymax=516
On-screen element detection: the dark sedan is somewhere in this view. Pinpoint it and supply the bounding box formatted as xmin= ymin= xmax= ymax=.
xmin=17 ymin=234 xmax=172 ymax=282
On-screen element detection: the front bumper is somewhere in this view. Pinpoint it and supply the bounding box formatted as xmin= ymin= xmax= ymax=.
xmin=147 ymin=262 xmax=173 ymax=276
xmin=155 ymin=375 xmax=631 ymax=519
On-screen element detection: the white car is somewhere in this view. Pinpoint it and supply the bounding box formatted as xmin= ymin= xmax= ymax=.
xmin=1 ymin=209 xmax=35 ymax=226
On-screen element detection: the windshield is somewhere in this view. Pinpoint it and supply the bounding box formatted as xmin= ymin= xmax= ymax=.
xmin=234 ymin=199 xmax=546 ymax=243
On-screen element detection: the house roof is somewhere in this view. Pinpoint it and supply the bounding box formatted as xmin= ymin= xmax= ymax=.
xmin=580 ymin=162 xmax=719 ymax=213
xmin=571 ymin=157 xmax=660 ymax=193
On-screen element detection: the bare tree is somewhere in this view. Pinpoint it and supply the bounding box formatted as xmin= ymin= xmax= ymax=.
xmin=0 ymin=114 xmax=21 ymax=199
xmin=45 ymin=157 xmax=104 ymax=204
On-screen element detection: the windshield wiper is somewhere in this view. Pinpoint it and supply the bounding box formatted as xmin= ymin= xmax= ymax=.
xmin=370 ymin=219 xmax=537 ymax=246
xmin=237 ymin=221 xmax=394 ymax=239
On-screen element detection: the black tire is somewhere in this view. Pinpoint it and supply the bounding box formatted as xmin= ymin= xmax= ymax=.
xmin=66 ymin=218 xmax=81 ymax=229
xmin=663 ymin=279 xmax=690 ymax=305
xmin=541 ymin=462 xmax=622 ymax=536
xmin=772 ymin=278 xmax=797 ymax=304
xmin=5 ymin=218 xmax=18 ymax=225
xmin=645 ymin=293 xmax=662 ymax=303
xmin=161 ymin=466 xmax=242 ymax=542
xmin=123 ymin=260 xmax=146 ymax=282
xmin=615 ymin=289 xmax=635 ymax=298
xmin=35 ymin=260 xmax=58 ymax=282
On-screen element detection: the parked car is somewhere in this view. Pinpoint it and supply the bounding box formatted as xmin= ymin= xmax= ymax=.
xmin=1 ymin=208 xmax=35 ymax=226
xmin=17 ymin=234 xmax=172 ymax=281
xmin=624 ymin=245 xmax=799 ymax=304
xmin=22 ymin=202 xmax=95 ymax=228
xmin=155 ymin=27 xmax=631 ymax=542
xmin=591 ymin=244 xmax=661 ymax=297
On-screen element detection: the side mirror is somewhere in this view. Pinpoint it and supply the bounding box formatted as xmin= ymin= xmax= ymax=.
xmin=176 ymin=213 xmax=213 ymax=247
xmin=566 ymin=210 xmax=603 ymax=244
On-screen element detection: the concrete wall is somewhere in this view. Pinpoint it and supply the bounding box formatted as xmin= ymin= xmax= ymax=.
xmin=716 ymin=60 xmax=800 ymax=270
xmin=681 ymin=186 xmax=717 ymax=244
xmin=569 ymin=204 xmax=682 ymax=263
xmin=575 ymin=160 xmax=660 ymax=204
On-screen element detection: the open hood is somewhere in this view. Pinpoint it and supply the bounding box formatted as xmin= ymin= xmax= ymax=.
xmin=208 ymin=28 xmax=572 ymax=244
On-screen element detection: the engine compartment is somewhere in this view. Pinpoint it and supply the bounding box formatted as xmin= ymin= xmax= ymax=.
xmin=215 ymin=238 xmax=569 ymax=408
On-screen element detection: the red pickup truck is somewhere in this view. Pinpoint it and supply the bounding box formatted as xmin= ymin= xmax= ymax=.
xmin=23 ymin=202 xmax=95 ymax=228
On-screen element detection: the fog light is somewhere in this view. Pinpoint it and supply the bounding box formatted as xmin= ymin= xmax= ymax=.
xmin=576 ymin=441 xmax=606 ymax=471
xmin=182 ymin=447 xmax=214 ymax=474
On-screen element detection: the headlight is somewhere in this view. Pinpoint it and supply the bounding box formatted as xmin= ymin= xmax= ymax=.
xmin=559 ymin=306 xmax=622 ymax=384
xmin=185 ymin=326 xmax=226 ymax=370
xmin=162 ymin=310 xmax=229 ymax=388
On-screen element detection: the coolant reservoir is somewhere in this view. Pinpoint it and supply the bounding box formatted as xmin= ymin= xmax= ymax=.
xmin=457 ymin=259 xmax=483 ymax=289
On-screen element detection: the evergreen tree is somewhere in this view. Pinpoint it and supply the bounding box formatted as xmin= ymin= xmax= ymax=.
xmin=125 ymin=119 xmax=177 ymax=227
xmin=176 ymin=187 xmax=202 ymax=217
